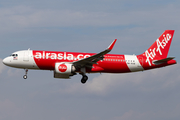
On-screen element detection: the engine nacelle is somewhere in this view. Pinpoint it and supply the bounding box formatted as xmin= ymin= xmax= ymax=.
xmin=54 ymin=62 xmax=76 ymax=78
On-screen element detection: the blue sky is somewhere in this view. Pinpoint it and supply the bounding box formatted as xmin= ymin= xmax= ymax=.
xmin=0 ymin=0 xmax=180 ymax=120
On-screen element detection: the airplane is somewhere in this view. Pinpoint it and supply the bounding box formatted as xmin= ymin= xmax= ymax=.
xmin=3 ymin=30 xmax=177 ymax=84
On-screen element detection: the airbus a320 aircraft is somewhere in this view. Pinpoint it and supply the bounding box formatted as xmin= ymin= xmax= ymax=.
xmin=3 ymin=30 xmax=176 ymax=84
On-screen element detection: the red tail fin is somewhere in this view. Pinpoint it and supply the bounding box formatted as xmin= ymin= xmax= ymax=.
xmin=141 ymin=30 xmax=175 ymax=66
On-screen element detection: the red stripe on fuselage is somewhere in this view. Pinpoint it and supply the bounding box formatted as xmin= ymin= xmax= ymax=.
xmin=97 ymin=54 xmax=131 ymax=73
xmin=32 ymin=50 xmax=131 ymax=73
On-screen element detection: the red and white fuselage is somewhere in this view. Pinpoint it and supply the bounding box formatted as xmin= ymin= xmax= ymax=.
xmin=3 ymin=30 xmax=177 ymax=83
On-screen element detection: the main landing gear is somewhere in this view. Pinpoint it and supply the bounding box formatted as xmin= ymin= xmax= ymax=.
xmin=81 ymin=74 xmax=88 ymax=84
xmin=23 ymin=69 xmax=28 ymax=79
xmin=80 ymin=67 xmax=88 ymax=84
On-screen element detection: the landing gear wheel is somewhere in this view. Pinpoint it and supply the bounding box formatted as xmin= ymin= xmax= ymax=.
xmin=23 ymin=75 xmax=27 ymax=79
xmin=81 ymin=75 xmax=88 ymax=84
xmin=23 ymin=69 xmax=28 ymax=79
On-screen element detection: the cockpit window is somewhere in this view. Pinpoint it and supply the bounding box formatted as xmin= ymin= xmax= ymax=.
xmin=10 ymin=54 xmax=18 ymax=57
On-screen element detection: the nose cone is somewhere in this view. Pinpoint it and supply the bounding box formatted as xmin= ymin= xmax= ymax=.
xmin=3 ymin=57 xmax=10 ymax=66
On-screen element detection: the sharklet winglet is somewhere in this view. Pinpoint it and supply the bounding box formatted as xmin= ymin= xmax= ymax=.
xmin=108 ymin=39 xmax=117 ymax=50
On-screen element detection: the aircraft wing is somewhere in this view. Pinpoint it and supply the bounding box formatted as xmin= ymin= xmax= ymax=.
xmin=73 ymin=39 xmax=117 ymax=69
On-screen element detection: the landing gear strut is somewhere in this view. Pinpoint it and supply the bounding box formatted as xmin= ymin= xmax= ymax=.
xmin=80 ymin=67 xmax=88 ymax=84
xmin=23 ymin=69 xmax=28 ymax=79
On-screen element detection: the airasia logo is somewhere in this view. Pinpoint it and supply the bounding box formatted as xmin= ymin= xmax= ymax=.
xmin=145 ymin=33 xmax=172 ymax=66
xmin=58 ymin=64 xmax=67 ymax=72
xmin=34 ymin=52 xmax=91 ymax=60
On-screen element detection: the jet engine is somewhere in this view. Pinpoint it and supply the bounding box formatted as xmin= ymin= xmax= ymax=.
xmin=54 ymin=62 xmax=76 ymax=78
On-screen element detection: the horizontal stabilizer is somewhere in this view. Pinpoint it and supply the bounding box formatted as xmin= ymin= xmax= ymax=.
xmin=153 ymin=57 xmax=175 ymax=65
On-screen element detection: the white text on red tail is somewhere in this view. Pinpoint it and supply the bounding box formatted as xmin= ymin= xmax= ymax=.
xmin=145 ymin=33 xmax=172 ymax=66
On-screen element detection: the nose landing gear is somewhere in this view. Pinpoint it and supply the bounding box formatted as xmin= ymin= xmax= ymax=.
xmin=23 ymin=69 xmax=28 ymax=79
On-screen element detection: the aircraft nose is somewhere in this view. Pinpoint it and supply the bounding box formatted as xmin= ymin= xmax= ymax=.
xmin=3 ymin=57 xmax=10 ymax=65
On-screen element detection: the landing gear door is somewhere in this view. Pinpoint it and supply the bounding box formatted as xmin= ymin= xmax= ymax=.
xmin=23 ymin=51 xmax=29 ymax=62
